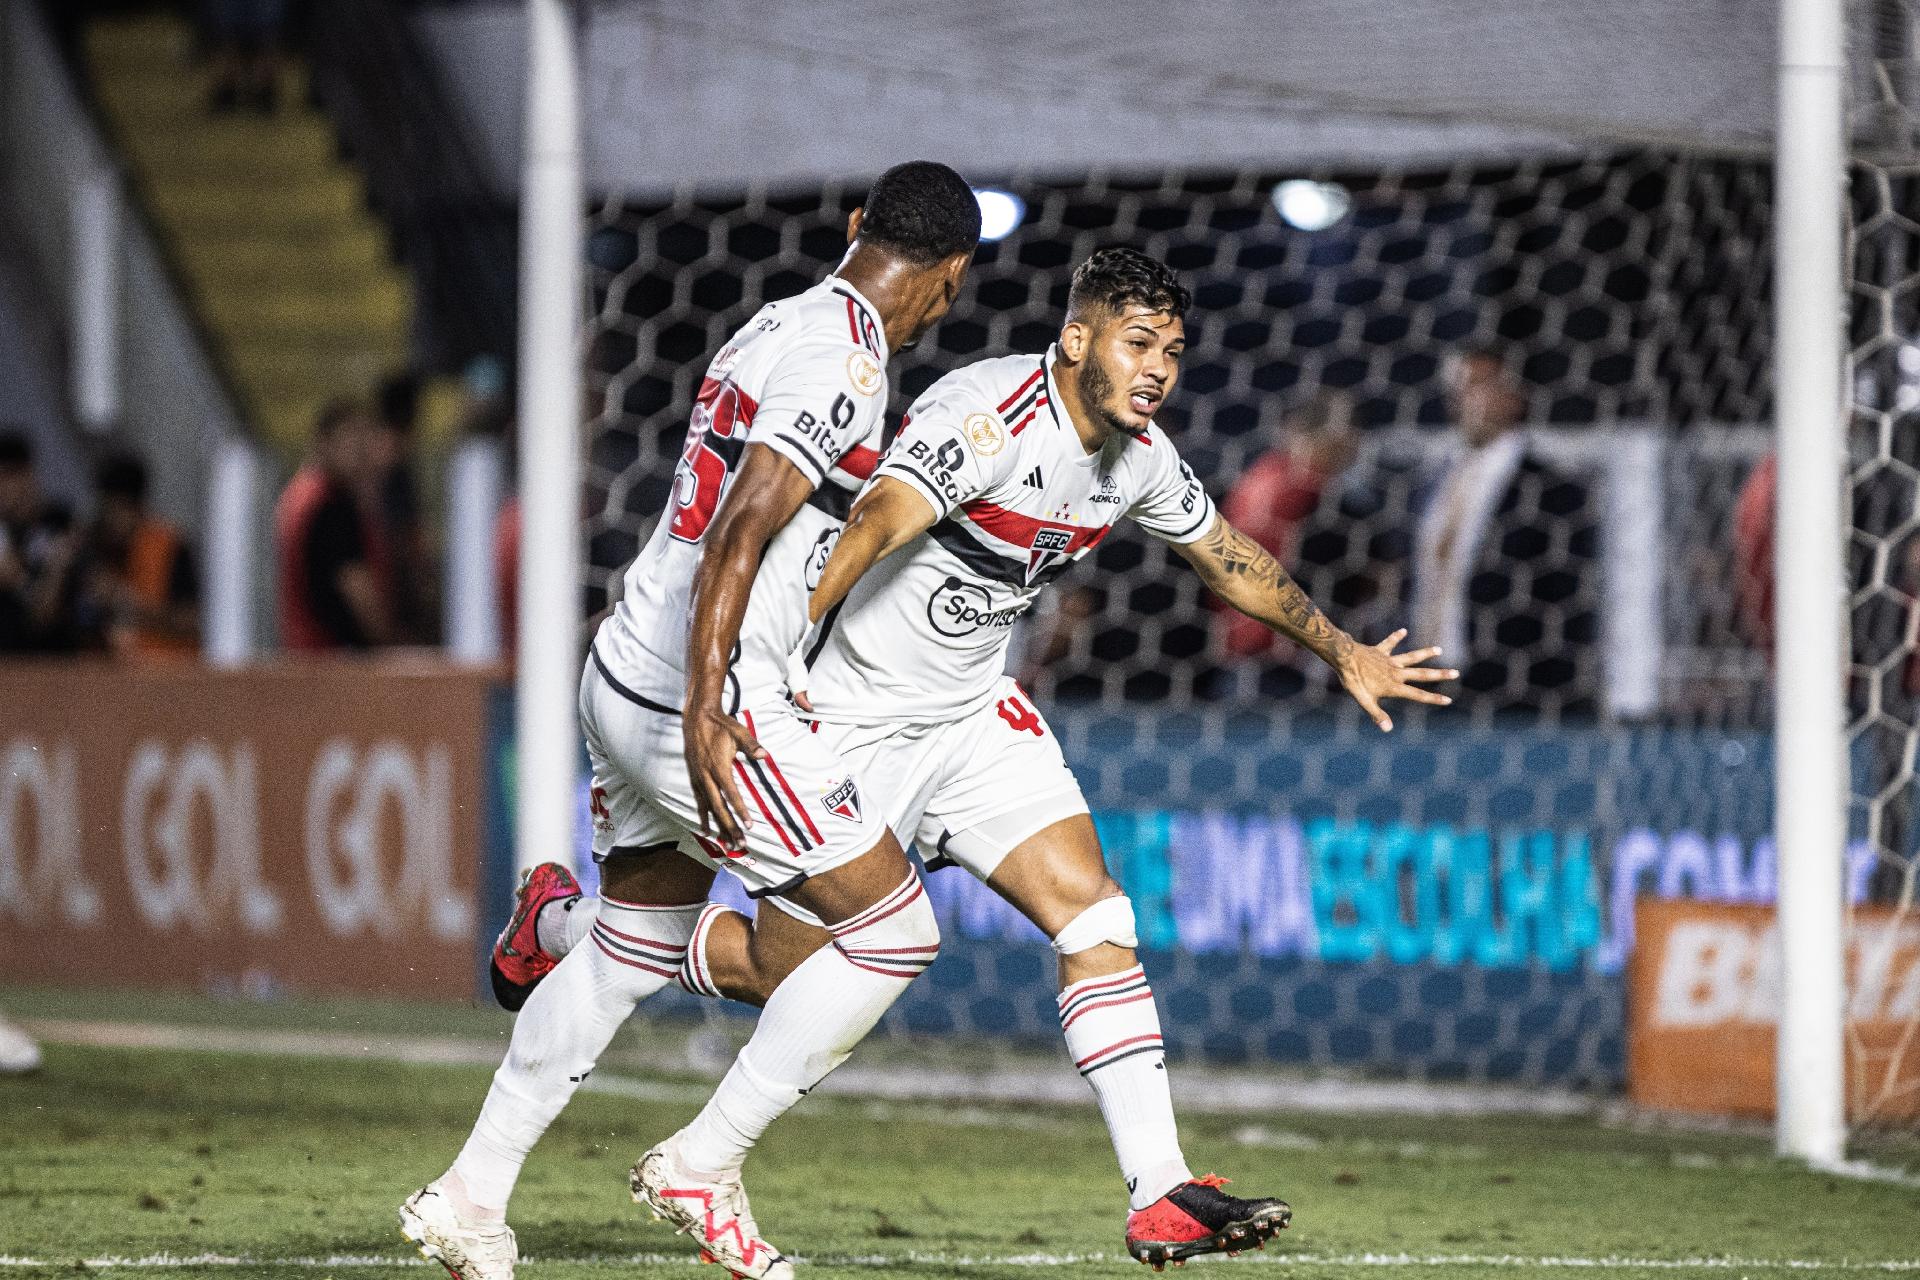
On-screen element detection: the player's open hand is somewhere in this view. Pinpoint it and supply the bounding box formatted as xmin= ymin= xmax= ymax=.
xmin=1333 ymin=628 xmax=1457 ymax=732
xmin=684 ymin=707 xmax=767 ymax=847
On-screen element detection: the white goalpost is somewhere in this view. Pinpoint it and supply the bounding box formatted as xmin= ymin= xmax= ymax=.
xmin=1772 ymin=0 xmax=1849 ymax=1164
xmin=515 ymin=0 xmax=585 ymax=874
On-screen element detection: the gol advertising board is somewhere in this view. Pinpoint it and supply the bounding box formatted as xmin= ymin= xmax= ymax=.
xmin=1628 ymin=896 xmax=1920 ymax=1120
xmin=0 ymin=663 xmax=498 ymax=1001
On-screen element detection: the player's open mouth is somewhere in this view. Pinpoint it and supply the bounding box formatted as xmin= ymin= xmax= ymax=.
xmin=1129 ymin=392 xmax=1160 ymax=415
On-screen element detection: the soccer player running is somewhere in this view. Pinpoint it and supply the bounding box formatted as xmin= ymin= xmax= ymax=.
xmin=399 ymin=161 xmax=981 ymax=1280
xmin=504 ymin=248 xmax=1456 ymax=1270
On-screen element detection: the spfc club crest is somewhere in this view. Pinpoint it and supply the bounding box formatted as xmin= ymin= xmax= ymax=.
xmin=1027 ymin=527 xmax=1073 ymax=584
xmin=823 ymin=777 xmax=863 ymax=823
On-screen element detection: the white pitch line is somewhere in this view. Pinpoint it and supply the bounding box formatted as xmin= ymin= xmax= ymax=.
xmin=3 ymin=1253 xmax=1920 ymax=1272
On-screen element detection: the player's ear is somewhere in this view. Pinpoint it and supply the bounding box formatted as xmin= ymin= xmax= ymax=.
xmin=941 ymin=251 xmax=971 ymax=300
xmin=1060 ymin=318 xmax=1090 ymax=363
xmin=846 ymin=207 xmax=864 ymax=244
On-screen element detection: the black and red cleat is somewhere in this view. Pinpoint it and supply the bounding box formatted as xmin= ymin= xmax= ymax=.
xmin=489 ymin=862 xmax=583 ymax=1011
xmin=1125 ymin=1175 xmax=1291 ymax=1270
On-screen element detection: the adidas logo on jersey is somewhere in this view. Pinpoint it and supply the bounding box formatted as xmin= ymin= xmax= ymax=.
xmin=1024 ymin=466 xmax=1045 ymax=489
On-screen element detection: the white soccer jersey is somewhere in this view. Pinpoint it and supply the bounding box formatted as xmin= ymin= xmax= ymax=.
xmin=593 ymin=276 xmax=893 ymax=710
xmin=806 ymin=346 xmax=1217 ymax=725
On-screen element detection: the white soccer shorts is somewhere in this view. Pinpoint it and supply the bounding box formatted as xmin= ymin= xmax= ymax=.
xmin=580 ymin=652 xmax=888 ymax=901
xmin=817 ymin=675 xmax=1091 ymax=885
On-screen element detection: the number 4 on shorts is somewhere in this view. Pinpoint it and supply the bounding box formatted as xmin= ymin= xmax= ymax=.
xmin=996 ymin=695 xmax=1044 ymax=737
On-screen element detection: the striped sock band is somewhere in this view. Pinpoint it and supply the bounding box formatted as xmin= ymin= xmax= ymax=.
xmin=676 ymin=903 xmax=736 ymax=999
xmin=589 ymin=906 xmax=694 ymax=981
xmin=830 ymin=874 xmax=940 ymax=979
xmin=1055 ymin=964 xmax=1191 ymax=1210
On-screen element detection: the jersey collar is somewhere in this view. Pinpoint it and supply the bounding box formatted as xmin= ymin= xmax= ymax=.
xmin=828 ymin=276 xmax=890 ymax=357
xmin=1041 ymin=345 xmax=1067 ymax=433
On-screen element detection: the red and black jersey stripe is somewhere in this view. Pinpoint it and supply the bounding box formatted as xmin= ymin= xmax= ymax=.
xmin=997 ymin=360 xmax=1050 ymax=436
xmin=832 ymin=286 xmax=885 ymax=358
xmin=926 ymin=500 xmax=1113 ymax=588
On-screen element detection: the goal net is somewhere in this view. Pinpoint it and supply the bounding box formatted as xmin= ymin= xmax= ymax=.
xmin=576 ymin=4 xmax=1920 ymax=1143
xmin=1842 ymin=0 xmax=1920 ymax=1135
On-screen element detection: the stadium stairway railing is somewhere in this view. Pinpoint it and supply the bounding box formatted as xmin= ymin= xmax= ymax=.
xmin=302 ymin=0 xmax=519 ymax=379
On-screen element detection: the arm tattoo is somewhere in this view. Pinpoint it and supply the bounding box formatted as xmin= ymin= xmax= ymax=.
xmin=1192 ymin=519 xmax=1350 ymax=664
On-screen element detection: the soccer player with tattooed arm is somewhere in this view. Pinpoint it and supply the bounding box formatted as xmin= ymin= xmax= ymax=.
xmin=496 ymin=248 xmax=1455 ymax=1271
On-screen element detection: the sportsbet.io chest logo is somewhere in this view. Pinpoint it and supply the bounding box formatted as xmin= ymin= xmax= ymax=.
xmin=928 ymin=576 xmax=1030 ymax=638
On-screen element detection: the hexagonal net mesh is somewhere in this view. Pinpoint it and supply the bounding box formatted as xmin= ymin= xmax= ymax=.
xmin=586 ymin=155 xmax=1770 ymax=716
xmin=1843 ymin=0 xmax=1920 ymax=1134
xmin=581 ymin=17 xmax=1920 ymax=1117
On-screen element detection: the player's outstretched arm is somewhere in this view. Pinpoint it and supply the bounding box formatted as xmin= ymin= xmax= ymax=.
xmin=806 ymin=477 xmax=939 ymax=623
xmin=1174 ymin=514 xmax=1457 ymax=731
xmin=685 ymin=443 xmax=818 ymax=843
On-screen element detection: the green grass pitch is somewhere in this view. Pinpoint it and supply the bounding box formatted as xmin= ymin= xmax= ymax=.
xmin=1 ymin=988 xmax=1917 ymax=1280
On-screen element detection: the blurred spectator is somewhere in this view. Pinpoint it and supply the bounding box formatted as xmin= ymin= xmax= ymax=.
xmin=202 ymin=0 xmax=288 ymax=114
xmin=0 ymin=429 xmax=82 ymax=654
xmin=1410 ymin=345 xmax=1598 ymax=712
xmin=72 ymin=452 xmax=200 ymax=657
xmin=373 ymin=370 xmax=439 ymax=644
xmin=275 ymin=400 xmax=393 ymax=651
xmin=1213 ymin=390 xmax=1359 ymax=660
xmin=1731 ymin=450 xmax=1776 ymax=651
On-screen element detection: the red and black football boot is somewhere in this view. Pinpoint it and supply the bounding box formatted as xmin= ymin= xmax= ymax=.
xmin=489 ymin=862 xmax=583 ymax=1011
xmin=1124 ymin=1175 xmax=1291 ymax=1269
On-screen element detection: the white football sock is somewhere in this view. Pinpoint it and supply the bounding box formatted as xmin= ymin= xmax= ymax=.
xmin=1056 ymin=964 xmax=1193 ymax=1210
xmin=536 ymin=893 xmax=597 ymax=959
xmin=449 ymin=899 xmax=699 ymax=1213
xmin=675 ymin=873 xmax=938 ymax=1178
xmin=675 ymin=903 xmax=740 ymax=998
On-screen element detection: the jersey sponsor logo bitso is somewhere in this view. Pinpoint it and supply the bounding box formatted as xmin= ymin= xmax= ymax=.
xmin=903 ymin=435 xmax=968 ymax=502
xmin=823 ymin=777 xmax=863 ymax=823
xmin=927 ymin=575 xmax=1030 ymax=638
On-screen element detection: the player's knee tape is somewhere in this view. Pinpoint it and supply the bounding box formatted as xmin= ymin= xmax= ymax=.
xmin=1051 ymin=894 xmax=1138 ymax=956
xmin=829 ymin=872 xmax=942 ymax=976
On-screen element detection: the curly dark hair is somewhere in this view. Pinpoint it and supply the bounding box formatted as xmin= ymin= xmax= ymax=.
xmin=1067 ymin=247 xmax=1191 ymax=321
xmin=857 ymin=161 xmax=981 ymax=265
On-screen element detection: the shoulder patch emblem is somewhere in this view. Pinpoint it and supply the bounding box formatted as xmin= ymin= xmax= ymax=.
xmin=964 ymin=412 xmax=1006 ymax=456
xmin=846 ymin=350 xmax=884 ymax=396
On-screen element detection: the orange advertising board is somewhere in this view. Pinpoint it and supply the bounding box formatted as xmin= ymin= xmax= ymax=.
xmin=0 ymin=661 xmax=499 ymax=1001
xmin=1628 ymin=896 xmax=1920 ymax=1121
